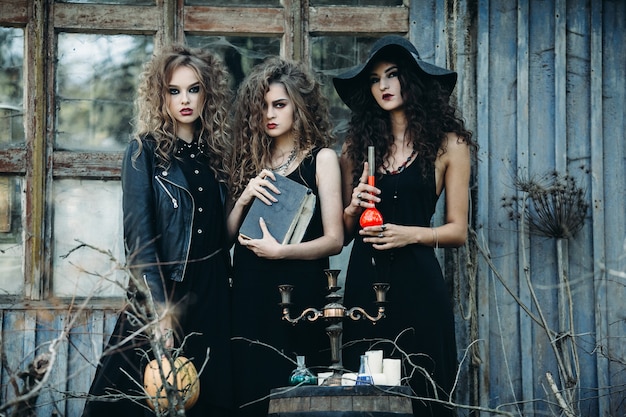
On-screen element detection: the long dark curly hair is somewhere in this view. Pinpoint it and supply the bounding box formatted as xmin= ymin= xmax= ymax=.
xmin=342 ymin=49 xmax=475 ymax=186
xmin=132 ymin=44 xmax=231 ymax=181
xmin=227 ymin=56 xmax=335 ymax=199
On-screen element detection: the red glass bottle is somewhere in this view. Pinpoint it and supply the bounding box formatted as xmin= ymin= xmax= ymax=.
xmin=360 ymin=146 xmax=383 ymax=228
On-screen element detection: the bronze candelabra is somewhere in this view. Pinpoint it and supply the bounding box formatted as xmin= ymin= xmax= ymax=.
xmin=278 ymin=269 xmax=389 ymax=386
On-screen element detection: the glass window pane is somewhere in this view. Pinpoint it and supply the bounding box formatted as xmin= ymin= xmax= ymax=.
xmin=0 ymin=27 xmax=24 ymax=147
xmin=311 ymin=0 xmax=402 ymax=5
xmin=187 ymin=35 xmax=281 ymax=91
xmin=0 ymin=176 xmax=23 ymax=296
xmin=52 ymin=179 xmax=126 ymax=298
xmin=186 ymin=0 xmax=280 ymax=6
xmin=56 ymin=33 xmax=153 ymax=151
xmin=310 ymin=35 xmax=379 ymax=141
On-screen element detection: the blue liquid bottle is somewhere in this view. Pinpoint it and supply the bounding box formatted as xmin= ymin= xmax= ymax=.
xmin=356 ymin=354 xmax=373 ymax=385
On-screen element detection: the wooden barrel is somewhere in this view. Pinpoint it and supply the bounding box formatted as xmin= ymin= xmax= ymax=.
xmin=268 ymin=385 xmax=413 ymax=417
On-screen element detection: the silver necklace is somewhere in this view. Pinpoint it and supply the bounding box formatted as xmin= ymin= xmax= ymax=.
xmin=271 ymin=147 xmax=297 ymax=175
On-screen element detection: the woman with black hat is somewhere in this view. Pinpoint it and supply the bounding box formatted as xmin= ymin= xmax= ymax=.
xmin=334 ymin=35 xmax=476 ymax=416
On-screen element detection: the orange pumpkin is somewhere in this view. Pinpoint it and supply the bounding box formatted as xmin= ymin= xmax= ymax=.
xmin=143 ymin=356 xmax=200 ymax=411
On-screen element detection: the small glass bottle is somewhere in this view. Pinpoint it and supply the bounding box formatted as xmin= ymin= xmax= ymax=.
xmin=289 ymin=355 xmax=317 ymax=386
xmin=356 ymin=354 xmax=373 ymax=385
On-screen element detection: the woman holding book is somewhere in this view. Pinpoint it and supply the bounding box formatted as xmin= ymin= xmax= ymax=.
xmin=226 ymin=57 xmax=343 ymax=417
xmin=82 ymin=44 xmax=233 ymax=417
xmin=333 ymin=35 xmax=476 ymax=416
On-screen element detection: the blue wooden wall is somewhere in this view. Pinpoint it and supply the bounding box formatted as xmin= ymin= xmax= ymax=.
xmin=451 ymin=0 xmax=625 ymax=415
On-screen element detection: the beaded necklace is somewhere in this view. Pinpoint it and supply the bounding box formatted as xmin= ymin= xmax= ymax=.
xmin=383 ymin=149 xmax=417 ymax=175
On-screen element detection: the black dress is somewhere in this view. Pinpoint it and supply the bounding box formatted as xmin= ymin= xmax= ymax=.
xmin=342 ymin=156 xmax=457 ymax=417
xmin=231 ymin=149 xmax=331 ymax=417
xmin=82 ymin=140 xmax=232 ymax=417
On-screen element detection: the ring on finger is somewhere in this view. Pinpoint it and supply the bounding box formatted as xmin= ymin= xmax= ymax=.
xmin=357 ymin=192 xmax=362 ymax=199
xmin=381 ymin=224 xmax=386 ymax=231
xmin=378 ymin=232 xmax=384 ymax=238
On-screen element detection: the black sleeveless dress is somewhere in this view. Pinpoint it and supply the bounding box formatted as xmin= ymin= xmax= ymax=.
xmin=231 ymin=149 xmax=331 ymax=417
xmin=342 ymin=156 xmax=457 ymax=417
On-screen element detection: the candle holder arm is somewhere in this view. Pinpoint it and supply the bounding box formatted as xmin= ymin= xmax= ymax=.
xmin=281 ymin=307 xmax=323 ymax=324
xmin=346 ymin=306 xmax=386 ymax=323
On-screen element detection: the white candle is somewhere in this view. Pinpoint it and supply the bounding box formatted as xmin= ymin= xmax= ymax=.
xmin=383 ymin=358 xmax=401 ymax=386
xmin=341 ymin=372 xmax=358 ymax=386
xmin=317 ymin=372 xmax=333 ymax=386
xmin=365 ymin=350 xmax=383 ymax=374
xmin=372 ymin=372 xmax=387 ymax=385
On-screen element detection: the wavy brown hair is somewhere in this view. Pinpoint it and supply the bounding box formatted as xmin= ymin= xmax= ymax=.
xmin=133 ymin=44 xmax=231 ymax=181
xmin=227 ymin=57 xmax=335 ymax=199
xmin=342 ymin=49 xmax=476 ymax=186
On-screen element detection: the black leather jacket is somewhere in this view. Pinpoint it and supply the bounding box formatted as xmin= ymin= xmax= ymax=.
xmin=121 ymin=136 xmax=227 ymax=305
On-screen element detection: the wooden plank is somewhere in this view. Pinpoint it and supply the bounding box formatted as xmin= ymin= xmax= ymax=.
xmin=53 ymin=3 xmax=159 ymax=33
xmin=527 ymin=3 xmax=560 ymax=414
xmin=33 ymin=310 xmax=56 ymax=415
xmin=590 ymin=1 xmax=608 ymax=415
xmin=603 ymin=3 xmax=626 ymax=413
xmin=67 ymin=310 xmax=91 ymax=416
xmin=433 ymin=1 xmax=446 ymax=268
xmin=0 ymin=0 xmax=28 ymax=24
xmin=516 ymin=1 xmax=533 ymax=414
xmin=554 ymin=0 xmax=566 ymax=173
xmin=475 ymin=0 xmax=491 ymax=412
xmin=22 ymin=311 xmax=37 ymax=369
xmin=183 ymin=6 xmax=284 ymax=35
xmin=562 ymin=1 xmax=599 ymax=412
xmin=30 ymin=311 xmax=69 ymax=415
xmin=2 ymin=311 xmax=38 ymax=412
xmin=0 ymin=311 xmax=21 ymax=408
xmin=409 ymin=1 xmax=434 ymax=57
xmin=52 ymin=151 xmax=123 ymax=179
xmin=309 ymin=6 xmax=408 ymax=34
xmin=488 ymin=0 xmax=527 ymax=409
xmin=23 ymin=0 xmax=46 ymax=301
xmin=0 ymin=149 xmax=26 ymax=174
xmin=0 ymin=311 xmax=3 ymax=399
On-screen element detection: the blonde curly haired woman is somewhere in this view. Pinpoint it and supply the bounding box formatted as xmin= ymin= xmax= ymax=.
xmin=83 ymin=44 xmax=233 ymax=417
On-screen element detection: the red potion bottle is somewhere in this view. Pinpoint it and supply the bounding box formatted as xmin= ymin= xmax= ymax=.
xmin=360 ymin=146 xmax=383 ymax=228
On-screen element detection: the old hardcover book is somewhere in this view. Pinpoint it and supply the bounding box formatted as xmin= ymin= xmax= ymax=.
xmin=239 ymin=173 xmax=316 ymax=244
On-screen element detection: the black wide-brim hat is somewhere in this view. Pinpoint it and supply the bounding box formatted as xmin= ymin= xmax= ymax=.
xmin=333 ymin=35 xmax=457 ymax=110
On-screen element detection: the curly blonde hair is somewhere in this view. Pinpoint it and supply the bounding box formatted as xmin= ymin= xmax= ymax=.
xmin=227 ymin=57 xmax=334 ymax=199
xmin=133 ymin=44 xmax=231 ymax=181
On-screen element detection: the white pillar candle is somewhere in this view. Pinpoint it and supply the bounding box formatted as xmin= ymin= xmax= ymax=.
xmin=365 ymin=350 xmax=383 ymax=374
xmin=341 ymin=372 xmax=358 ymax=386
xmin=317 ymin=372 xmax=333 ymax=386
xmin=383 ymin=358 xmax=401 ymax=386
xmin=371 ymin=373 xmax=387 ymax=385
